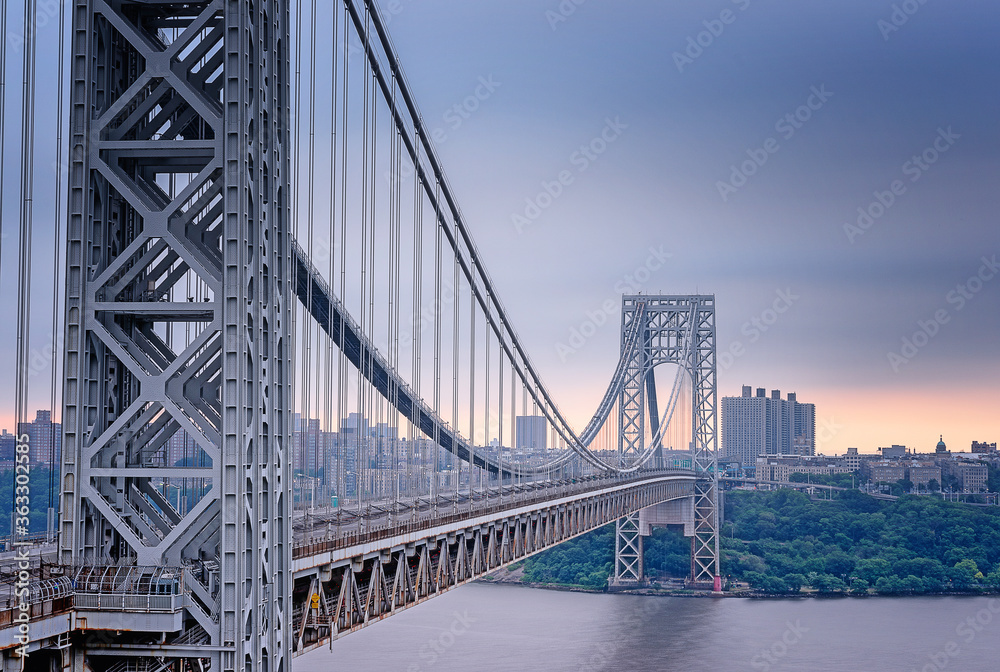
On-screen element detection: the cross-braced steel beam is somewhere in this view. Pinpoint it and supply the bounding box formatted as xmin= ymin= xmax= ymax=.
xmin=614 ymin=296 xmax=719 ymax=588
xmin=60 ymin=1 xmax=291 ymax=669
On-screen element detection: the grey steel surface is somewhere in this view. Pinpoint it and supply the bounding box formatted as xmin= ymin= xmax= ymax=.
xmin=615 ymin=296 xmax=720 ymax=586
xmin=58 ymin=1 xmax=291 ymax=670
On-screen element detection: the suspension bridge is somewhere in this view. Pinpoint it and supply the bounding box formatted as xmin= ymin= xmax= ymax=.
xmin=0 ymin=1 xmax=719 ymax=670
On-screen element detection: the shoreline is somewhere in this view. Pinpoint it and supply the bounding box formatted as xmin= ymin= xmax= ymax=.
xmin=477 ymin=573 xmax=1000 ymax=600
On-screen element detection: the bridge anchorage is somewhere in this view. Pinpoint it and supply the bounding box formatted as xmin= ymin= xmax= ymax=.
xmin=4 ymin=0 xmax=717 ymax=669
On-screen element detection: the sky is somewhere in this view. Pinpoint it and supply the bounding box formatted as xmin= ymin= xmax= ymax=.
xmin=0 ymin=0 xmax=997 ymax=456
xmin=368 ymin=0 xmax=1000 ymax=454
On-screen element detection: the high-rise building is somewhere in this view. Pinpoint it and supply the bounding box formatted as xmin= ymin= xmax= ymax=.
xmin=722 ymin=386 xmax=815 ymax=466
xmin=17 ymin=409 xmax=62 ymax=466
xmin=164 ymin=429 xmax=211 ymax=467
xmin=0 ymin=430 xmax=16 ymax=462
xmin=789 ymin=392 xmax=815 ymax=455
xmin=515 ymin=416 xmax=547 ymax=452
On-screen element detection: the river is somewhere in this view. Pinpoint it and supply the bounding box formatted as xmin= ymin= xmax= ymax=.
xmin=297 ymin=583 xmax=1000 ymax=671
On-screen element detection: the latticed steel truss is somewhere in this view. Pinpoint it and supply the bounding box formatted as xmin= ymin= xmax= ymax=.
xmin=60 ymin=1 xmax=291 ymax=670
xmin=291 ymin=476 xmax=694 ymax=651
xmin=614 ymin=296 xmax=719 ymax=586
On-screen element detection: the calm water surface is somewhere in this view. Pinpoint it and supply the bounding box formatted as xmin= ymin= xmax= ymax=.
xmin=299 ymin=583 xmax=1000 ymax=672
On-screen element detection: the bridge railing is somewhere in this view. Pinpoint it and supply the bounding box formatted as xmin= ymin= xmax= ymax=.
xmin=293 ymin=469 xmax=694 ymax=560
xmin=73 ymin=593 xmax=182 ymax=613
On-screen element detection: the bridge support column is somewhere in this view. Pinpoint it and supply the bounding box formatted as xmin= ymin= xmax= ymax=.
xmin=613 ymin=296 xmax=720 ymax=589
xmin=612 ymin=300 xmax=648 ymax=587
xmin=612 ymin=513 xmax=644 ymax=586
xmin=60 ymin=0 xmax=291 ymax=669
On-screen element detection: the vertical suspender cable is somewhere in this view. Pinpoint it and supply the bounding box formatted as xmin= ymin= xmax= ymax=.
xmin=467 ymin=277 xmax=475 ymax=509
xmin=303 ymin=0 xmax=318 ymax=495
xmin=14 ymin=0 xmax=39 ymax=538
xmin=411 ymin=129 xmax=423 ymax=507
xmin=357 ymin=3 xmax=371 ymax=516
xmin=388 ymin=78 xmax=398 ymax=513
xmin=369 ymin=46 xmax=379 ymax=504
xmin=431 ymin=180 xmax=441 ymax=511
xmin=48 ymin=0 xmax=68 ymax=540
xmin=484 ymin=310 xmax=490 ymax=503
xmin=0 ymin=0 xmax=7 ymax=289
xmin=368 ymin=20 xmax=380 ymax=506
xmin=510 ymin=364 xmax=516 ymax=498
xmin=337 ymin=3 xmax=350 ymax=522
xmin=290 ymin=0 xmax=303 ymax=494
xmin=498 ymin=348 xmax=503 ymax=502
xmin=392 ymin=83 xmax=403 ymax=515
xmin=324 ymin=0 xmax=339 ymax=514
xmin=452 ymin=254 xmax=460 ymax=508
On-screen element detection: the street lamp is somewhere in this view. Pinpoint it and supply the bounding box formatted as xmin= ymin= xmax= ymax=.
xmin=163 ymin=483 xmax=182 ymax=515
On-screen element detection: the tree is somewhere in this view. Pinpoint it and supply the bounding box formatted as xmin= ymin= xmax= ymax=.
xmin=928 ymin=479 xmax=940 ymax=493
xmin=825 ymin=551 xmax=855 ymax=578
xmin=760 ymin=576 xmax=788 ymax=593
xmin=875 ymin=576 xmax=904 ymax=594
xmin=783 ymin=573 xmax=806 ymax=593
xmin=987 ymin=464 xmax=1000 ymax=493
xmin=850 ymin=578 xmax=870 ymax=595
xmin=894 ymin=558 xmax=946 ymax=583
xmin=855 ymin=558 xmax=892 ymax=584
xmin=950 ymin=559 xmax=982 ymax=588
xmin=942 ymin=473 xmax=960 ymax=493
xmin=986 ymin=569 xmax=1000 ymax=589
xmin=813 ymin=573 xmax=846 ymax=593
xmin=901 ymin=575 xmax=926 ymax=594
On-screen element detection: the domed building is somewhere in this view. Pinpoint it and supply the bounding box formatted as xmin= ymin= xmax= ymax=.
xmin=935 ymin=435 xmax=948 ymax=454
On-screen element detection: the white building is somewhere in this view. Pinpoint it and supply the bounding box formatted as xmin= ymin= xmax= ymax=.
xmin=722 ymin=386 xmax=816 ymax=467
xmin=515 ymin=416 xmax=547 ymax=452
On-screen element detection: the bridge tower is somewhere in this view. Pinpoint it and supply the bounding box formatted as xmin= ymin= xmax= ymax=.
xmin=59 ymin=1 xmax=291 ymax=670
xmin=613 ymin=296 xmax=720 ymax=588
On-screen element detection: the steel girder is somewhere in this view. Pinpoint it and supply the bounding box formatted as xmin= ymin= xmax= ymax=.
xmin=613 ymin=304 xmax=648 ymax=583
xmin=291 ymin=477 xmax=694 ymax=652
xmin=60 ymin=1 xmax=291 ymax=670
xmin=614 ymin=296 xmax=719 ymax=587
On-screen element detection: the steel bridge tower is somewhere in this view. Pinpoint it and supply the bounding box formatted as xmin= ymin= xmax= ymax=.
xmin=59 ymin=1 xmax=291 ymax=670
xmin=613 ymin=296 xmax=720 ymax=588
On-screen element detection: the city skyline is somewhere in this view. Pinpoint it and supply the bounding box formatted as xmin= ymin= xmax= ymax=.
xmin=4 ymin=404 xmax=991 ymax=462
xmin=0 ymin=0 xmax=997 ymax=457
